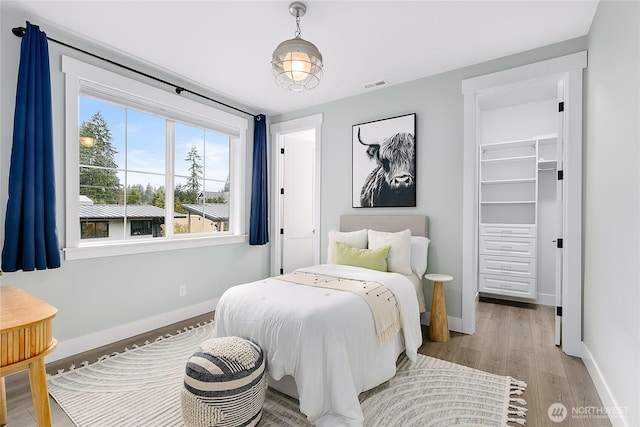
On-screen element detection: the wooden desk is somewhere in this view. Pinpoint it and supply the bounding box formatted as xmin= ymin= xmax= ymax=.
xmin=0 ymin=287 xmax=57 ymax=427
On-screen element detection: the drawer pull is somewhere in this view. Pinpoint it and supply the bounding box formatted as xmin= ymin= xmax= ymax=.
xmin=500 ymin=245 xmax=512 ymax=250
xmin=500 ymin=284 xmax=512 ymax=289
xmin=500 ymin=265 xmax=512 ymax=270
xmin=501 ymin=230 xmax=512 ymax=234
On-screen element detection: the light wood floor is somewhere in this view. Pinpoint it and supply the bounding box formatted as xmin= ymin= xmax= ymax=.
xmin=3 ymin=299 xmax=610 ymax=426
xmin=419 ymin=298 xmax=611 ymax=427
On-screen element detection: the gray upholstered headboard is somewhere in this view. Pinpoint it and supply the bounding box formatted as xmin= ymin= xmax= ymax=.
xmin=340 ymin=215 xmax=429 ymax=237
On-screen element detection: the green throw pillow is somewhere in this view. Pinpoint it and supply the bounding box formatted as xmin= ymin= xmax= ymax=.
xmin=334 ymin=242 xmax=391 ymax=272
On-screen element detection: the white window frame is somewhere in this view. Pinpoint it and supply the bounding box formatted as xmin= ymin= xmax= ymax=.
xmin=62 ymin=56 xmax=248 ymax=260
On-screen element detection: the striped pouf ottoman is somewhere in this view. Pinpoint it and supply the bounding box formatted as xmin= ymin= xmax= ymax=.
xmin=181 ymin=336 xmax=267 ymax=427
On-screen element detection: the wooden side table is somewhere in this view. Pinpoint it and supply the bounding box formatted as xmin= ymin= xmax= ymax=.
xmin=425 ymin=274 xmax=453 ymax=342
xmin=0 ymin=287 xmax=58 ymax=427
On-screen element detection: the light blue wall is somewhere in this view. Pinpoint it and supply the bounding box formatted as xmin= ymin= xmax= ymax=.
xmin=584 ymin=1 xmax=640 ymax=424
xmin=0 ymin=12 xmax=270 ymax=344
xmin=272 ymin=38 xmax=588 ymax=319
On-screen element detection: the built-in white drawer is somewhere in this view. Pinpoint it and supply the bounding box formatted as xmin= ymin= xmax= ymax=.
xmin=480 ymin=223 xmax=536 ymax=238
xmin=479 ymin=255 xmax=536 ymax=278
xmin=479 ymin=274 xmax=536 ymax=299
xmin=479 ymin=236 xmax=537 ymax=258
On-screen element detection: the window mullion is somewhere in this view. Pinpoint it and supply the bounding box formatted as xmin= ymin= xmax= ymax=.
xmin=123 ymin=108 xmax=128 ymax=241
xmin=165 ymin=120 xmax=175 ymax=238
xmin=200 ymin=128 xmax=206 ymax=230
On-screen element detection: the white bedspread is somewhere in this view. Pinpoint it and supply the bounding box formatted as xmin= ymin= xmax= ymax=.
xmin=212 ymin=264 xmax=422 ymax=426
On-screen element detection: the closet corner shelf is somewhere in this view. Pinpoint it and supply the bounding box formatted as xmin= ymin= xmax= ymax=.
xmin=537 ymin=159 xmax=557 ymax=169
xmin=538 ymin=135 xmax=558 ymax=144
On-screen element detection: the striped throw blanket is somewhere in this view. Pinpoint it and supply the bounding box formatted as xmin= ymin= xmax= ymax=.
xmin=278 ymin=271 xmax=401 ymax=345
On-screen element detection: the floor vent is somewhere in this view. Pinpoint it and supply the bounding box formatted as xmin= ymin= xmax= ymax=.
xmin=363 ymin=79 xmax=389 ymax=89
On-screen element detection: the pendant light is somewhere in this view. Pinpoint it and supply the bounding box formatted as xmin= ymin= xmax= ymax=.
xmin=271 ymin=2 xmax=323 ymax=92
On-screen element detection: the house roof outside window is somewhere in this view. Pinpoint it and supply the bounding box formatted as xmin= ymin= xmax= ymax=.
xmin=182 ymin=203 xmax=229 ymax=221
xmin=197 ymin=191 xmax=229 ymax=202
xmin=79 ymin=204 xmax=186 ymax=219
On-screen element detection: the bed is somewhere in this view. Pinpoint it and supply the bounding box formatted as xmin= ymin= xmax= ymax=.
xmin=212 ymin=215 xmax=429 ymax=426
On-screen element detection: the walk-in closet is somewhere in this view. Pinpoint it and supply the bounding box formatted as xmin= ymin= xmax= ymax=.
xmin=477 ymin=82 xmax=561 ymax=305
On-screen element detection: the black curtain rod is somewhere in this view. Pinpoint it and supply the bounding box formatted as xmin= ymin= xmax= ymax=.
xmin=11 ymin=26 xmax=259 ymax=119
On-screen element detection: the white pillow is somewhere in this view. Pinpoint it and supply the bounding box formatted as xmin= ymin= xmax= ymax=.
xmin=368 ymin=229 xmax=412 ymax=275
xmin=327 ymin=229 xmax=368 ymax=264
xmin=410 ymin=236 xmax=431 ymax=277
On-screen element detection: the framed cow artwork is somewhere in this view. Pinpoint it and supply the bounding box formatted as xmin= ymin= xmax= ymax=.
xmin=352 ymin=113 xmax=416 ymax=208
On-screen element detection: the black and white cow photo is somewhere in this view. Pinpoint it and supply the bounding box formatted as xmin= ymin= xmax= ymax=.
xmin=352 ymin=113 xmax=416 ymax=207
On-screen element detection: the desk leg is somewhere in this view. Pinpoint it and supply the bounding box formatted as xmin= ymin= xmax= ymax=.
xmin=429 ymin=281 xmax=450 ymax=342
xmin=0 ymin=377 xmax=7 ymax=426
xmin=28 ymin=358 xmax=52 ymax=427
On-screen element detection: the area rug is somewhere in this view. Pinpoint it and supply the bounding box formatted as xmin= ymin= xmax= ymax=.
xmin=48 ymin=322 xmax=527 ymax=426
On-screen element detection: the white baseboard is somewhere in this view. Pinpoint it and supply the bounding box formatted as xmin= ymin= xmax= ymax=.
xmin=536 ymin=292 xmax=556 ymax=306
xmin=582 ymin=343 xmax=629 ymax=427
xmin=47 ymin=298 xmax=218 ymax=363
xmin=420 ymin=312 xmax=463 ymax=333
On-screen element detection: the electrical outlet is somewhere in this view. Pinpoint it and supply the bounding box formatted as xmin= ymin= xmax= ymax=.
xmin=179 ymin=284 xmax=187 ymax=297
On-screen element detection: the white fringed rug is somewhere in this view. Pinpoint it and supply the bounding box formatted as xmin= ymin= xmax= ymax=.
xmin=48 ymin=322 xmax=527 ymax=426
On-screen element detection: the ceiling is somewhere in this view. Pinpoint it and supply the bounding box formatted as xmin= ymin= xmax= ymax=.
xmin=2 ymin=1 xmax=599 ymax=116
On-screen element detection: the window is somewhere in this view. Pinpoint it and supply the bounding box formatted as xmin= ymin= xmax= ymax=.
xmin=81 ymin=221 xmax=109 ymax=239
xmin=78 ymin=97 xmax=231 ymax=239
xmin=130 ymin=220 xmax=153 ymax=236
xmin=62 ymin=56 xmax=248 ymax=260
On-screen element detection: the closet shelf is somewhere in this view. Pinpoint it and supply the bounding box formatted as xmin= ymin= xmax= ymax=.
xmin=481 ymin=201 xmax=536 ymax=205
xmin=481 ymin=178 xmax=536 ymax=185
xmin=481 ymin=155 xmax=536 ymax=163
xmin=481 ymin=139 xmax=536 ymax=150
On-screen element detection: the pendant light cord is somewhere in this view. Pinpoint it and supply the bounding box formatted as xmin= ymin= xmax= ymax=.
xmin=11 ymin=26 xmax=259 ymax=119
xmin=295 ymin=14 xmax=302 ymax=38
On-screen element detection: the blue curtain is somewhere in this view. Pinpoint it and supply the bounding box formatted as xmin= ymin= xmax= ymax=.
xmin=1 ymin=22 xmax=60 ymax=272
xmin=249 ymin=114 xmax=269 ymax=245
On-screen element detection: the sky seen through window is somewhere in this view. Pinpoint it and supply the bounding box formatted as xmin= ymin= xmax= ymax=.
xmin=80 ymin=97 xmax=230 ymax=193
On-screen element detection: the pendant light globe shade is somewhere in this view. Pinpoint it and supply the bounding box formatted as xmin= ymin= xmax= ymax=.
xmin=272 ymin=37 xmax=323 ymax=92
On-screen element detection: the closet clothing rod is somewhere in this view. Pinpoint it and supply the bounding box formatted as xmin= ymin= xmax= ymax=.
xmin=11 ymin=26 xmax=259 ymax=119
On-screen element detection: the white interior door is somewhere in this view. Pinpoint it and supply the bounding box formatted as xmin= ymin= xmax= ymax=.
xmin=554 ymin=81 xmax=565 ymax=346
xmin=280 ymin=131 xmax=316 ymax=273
